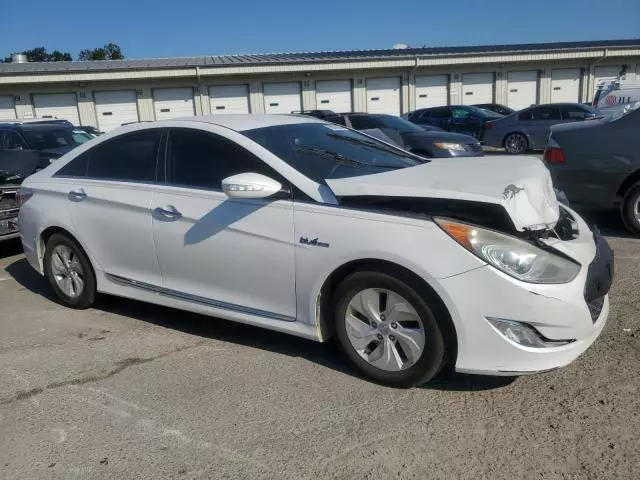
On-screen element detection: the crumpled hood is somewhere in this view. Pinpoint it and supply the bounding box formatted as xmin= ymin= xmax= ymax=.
xmin=326 ymin=155 xmax=559 ymax=231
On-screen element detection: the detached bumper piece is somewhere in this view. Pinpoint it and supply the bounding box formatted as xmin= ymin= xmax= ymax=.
xmin=584 ymin=228 xmax=614 ymax=323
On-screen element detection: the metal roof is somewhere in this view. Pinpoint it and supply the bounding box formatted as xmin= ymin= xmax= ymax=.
xmin=1 ymin=39 xmax=639 ymax=74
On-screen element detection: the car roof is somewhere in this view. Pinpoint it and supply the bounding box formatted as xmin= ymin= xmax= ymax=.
xmin=0 ymin=122 xmax=75 ymax=131
xmin=165 ymin=114 xmax=324 ymax=132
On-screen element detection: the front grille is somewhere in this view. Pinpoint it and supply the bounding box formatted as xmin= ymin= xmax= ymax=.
xmin=0 ymin=190 xmax=18 ymax=211
xmin=466 ymin=142 xmax=483 ymax=153
xmin=587 ymin=296 xmax=605 ymax=323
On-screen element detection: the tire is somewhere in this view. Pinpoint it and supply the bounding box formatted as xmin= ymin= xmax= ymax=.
xmin=621 ymin=183 xmax=640 ymax=236
xmin=503 ymin=133 xmax=528 ymax=154
xmin=44 ymin=233 xmax=96 ymax=309
xmin=332 ymin=270 xmax=446 ymax=388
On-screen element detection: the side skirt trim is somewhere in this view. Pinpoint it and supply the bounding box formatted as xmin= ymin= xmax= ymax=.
xmin=105 ymin=273 xmax=296 ymax=322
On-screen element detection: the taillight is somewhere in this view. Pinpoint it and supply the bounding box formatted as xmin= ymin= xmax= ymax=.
xmin=544 ymin=134 xmax=565 ymax=164
xmin=16 ymin=187 xmax=34 ymax=207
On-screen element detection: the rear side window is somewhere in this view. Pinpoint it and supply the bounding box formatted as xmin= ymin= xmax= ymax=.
xmin=532 ymin=106 xmax=561 ymax=120
xmin=426 ymin=107 xmax=450 ymax=119
xmin=167 ymin=128 xmax=283 ymax=191
xmin=559 ymin=106 xmax=589 ymax=120
xmin=55 ymin=129 xmax=162 ymax=181
xmin=517 ymin=109 xmax=532 ymax=121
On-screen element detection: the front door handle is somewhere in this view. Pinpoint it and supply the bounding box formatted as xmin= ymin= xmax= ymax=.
xmin=154 ymin=205 xmax=182 ymax=219
xmin=68 ymin=188 xmax=86 ymax=201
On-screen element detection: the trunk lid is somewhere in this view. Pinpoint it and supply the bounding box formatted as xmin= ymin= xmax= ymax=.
xmin=326 ymin=155 xmax=559 ymax=231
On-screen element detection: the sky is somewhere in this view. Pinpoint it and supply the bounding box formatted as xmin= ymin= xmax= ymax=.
xmin=2 ymin=0 xmax=639 ymax=59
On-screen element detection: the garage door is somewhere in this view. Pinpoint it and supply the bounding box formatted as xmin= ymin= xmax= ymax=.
xmin=315 ymin=80 xmax=352 ymax=112
xmin=263 ymin=83 xmax=302 ymax=114
xmin=153 ymin=88 xmax=195 ymax=120
xmin=94 ymin=90 xmax=139 ymax=132
xmin=0 ymin=95 xmax=16 ymax=120
xmin=32 ymin=93 xmax=80 ymax=124
xmin=366 ymin=77 xmax=401 ymax=115
xmin=594 ymin=66 xmax=622 ymax=95
xmin=462 ymin=73 xmax=494 ymax=105
xmin=507 ymin=71 xmax=538 ymax=110
xmin=415 ymin=75 xmax=448 ymax=108
xmin=551 ymin=69 xmax=581 ymax=103
xmin=209 ymin=85 xmax=250 ymax=115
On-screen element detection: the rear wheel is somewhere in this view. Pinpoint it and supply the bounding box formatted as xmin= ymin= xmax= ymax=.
xmin=503 ymin=133 xmax=528 ymax=154
xmin=333 ymin=271 xmax=446 ymax=388
xmin=621 ymin=183 xmax=640 ymax=236
xmin=44 ymin=233 xmax=96 ymax=309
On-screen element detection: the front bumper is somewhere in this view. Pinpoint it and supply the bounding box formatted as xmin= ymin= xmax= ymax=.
xmin=437 ymin=227 xmax=613 ymax=376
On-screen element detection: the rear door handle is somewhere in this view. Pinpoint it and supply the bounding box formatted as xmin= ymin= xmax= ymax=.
xmin=154 ymin=205 xmax=182 ymax=219
xmin=68 ymin=188 xmax=86 ymax=201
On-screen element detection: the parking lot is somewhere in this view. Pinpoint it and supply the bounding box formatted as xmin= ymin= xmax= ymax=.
xmin=0 ymin=209 xmax=637 ymax=480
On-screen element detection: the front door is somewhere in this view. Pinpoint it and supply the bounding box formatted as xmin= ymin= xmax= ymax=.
xmin=450 ymin=107 xmax=482 ymax=138
xmin=151 ymin=127 xmax=296 ymax=320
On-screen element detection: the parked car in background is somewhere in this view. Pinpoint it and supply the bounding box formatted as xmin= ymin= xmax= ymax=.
xmin=0 ymin=123 xmax=93 ymax=171
xmin=473 ymin=103 xmax=515 ymax=115
xmin=18 ymin=115 xmax=612 ymax=387
xmin=291 ymin=110 xmax=337 ymax=120
xmin=482 ymin=103 xmax=601 ymax=154
xmin=593 ymin=78 xmax=640 ymax=110
xmin=327 ymin=113 xmax=484 ymax=157
xmin=404 ymin=105 xmax=503 ymax=140
xmin=545 ymin=103 xmax=640 ymax=235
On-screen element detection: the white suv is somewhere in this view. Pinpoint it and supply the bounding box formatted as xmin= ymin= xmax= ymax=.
xmin=17 ymin=115 xmax=613 ymax=387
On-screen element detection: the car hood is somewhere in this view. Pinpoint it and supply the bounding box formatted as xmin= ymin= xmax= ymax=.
xmin=326 ymin=155 xmax=559 ymax=231
xmin=402 ymin=131 xmax=477 ymax=144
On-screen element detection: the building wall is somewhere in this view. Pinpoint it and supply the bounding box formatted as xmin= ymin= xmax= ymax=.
xmin=0 ymin=56 xmax=637 ymax=124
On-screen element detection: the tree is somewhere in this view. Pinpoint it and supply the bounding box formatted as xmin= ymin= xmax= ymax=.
xmin=0 ymin=47 xmax=72 ymax=62
xmin=77 ymin=43 xmax=124 ymax=61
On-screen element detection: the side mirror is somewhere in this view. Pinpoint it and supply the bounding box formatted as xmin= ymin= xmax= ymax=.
xmin=221 ymin=172 xmax=282 ymax=199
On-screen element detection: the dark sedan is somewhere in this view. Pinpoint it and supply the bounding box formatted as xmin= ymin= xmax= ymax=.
xmin=0 ymin=123 xmax=93 ymax=170
xmin=403 ymin=105 xmax=503 ymax=139
xmin=545 ymin=104 xmax=640 ymax=235
xmin=327 ymin=113 xmax=484 ymax=158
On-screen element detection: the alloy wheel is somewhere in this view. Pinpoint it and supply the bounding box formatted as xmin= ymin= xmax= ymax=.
xmin=345 ymin=288 xmax=426 ymax=371
xmin=50 ymin=245 xmax=84 ymax=298
xmin=505 ymin=134 xmax=527 ymax=154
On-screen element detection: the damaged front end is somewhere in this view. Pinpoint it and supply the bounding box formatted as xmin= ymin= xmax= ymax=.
xmin=0 ymin=186 xmax=20 ymax=241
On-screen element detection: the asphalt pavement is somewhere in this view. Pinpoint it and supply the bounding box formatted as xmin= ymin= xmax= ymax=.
xmin=0 ymin=210 xmax=639 ymax=480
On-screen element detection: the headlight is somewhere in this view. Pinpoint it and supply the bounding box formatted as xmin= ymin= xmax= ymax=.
xmin=433 ymin=142 xmax=466 ymax=152
xmin=434 ymin=218 xmax=580 ymax=284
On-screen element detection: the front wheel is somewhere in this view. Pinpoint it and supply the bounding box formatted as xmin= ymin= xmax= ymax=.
xmin=503 ymin=133 xmax=528 ymax=154
xmin=621 ymin=183 xmax=640 ymax=236
xmin=333 ymin=271 xmax=446 ymax=388
xmin=44 ymin=233 xmax=96 ymax=309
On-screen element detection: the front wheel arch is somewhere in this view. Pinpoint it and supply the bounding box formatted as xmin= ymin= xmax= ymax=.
xmin=317 ymin=259 xmax=458 ymax=369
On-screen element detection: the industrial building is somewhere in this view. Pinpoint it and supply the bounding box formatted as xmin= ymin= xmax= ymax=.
xmin=0 ymin=39 xmax=639 ymax=131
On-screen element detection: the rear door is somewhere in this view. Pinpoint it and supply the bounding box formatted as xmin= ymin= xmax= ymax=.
xmin=151 ymin=127 xmax=296 ymax=320
xmin=528 ymin=106 xmax=562 ymax=148
xmin=52 ymin=129 xmax=164 ymax=285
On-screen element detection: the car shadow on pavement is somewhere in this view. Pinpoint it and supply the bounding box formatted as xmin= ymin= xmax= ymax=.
xmin=577 ymin=208 xmax=637 ymax=239
xmin=5 ymin=256 xmax=514 ymax=392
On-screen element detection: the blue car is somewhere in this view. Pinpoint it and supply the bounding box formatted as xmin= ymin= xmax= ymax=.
xmin=403 ymin=105 xmax=503 ymax=140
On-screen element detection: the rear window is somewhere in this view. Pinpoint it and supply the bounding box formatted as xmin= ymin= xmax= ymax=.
xmin=518 ymin=108 xmax=532 ymax=121
xmin=243 ymin=123 xmax=422 ymax=184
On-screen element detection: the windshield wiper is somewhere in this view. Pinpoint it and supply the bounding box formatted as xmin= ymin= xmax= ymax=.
xmin=326 ymin=132 xmax=425 ymax=162
xmin=296 ymin=147 xmax=361 ymax=165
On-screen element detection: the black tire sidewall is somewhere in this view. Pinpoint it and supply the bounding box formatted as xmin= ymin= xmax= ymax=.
xmin=622 ymin=184 xmax=640 ymax=235
xmin=504 ymin=133 xmax=527 ymax=154
xmin=333 ymin=271 xmax=446 ymax=388
xmin=44 ymin=233 xmax=96 ymax=309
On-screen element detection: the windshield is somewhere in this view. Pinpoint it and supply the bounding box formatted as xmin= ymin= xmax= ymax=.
xmin=374 ymin=115 xmax=426 ymax=134
xmin=469 ymin=106 xmax=503 ymax=119
xmin=22 ymin=127 xmax=92 ymax=150
xmin=243 ymin=123 xmax=423 ymax=184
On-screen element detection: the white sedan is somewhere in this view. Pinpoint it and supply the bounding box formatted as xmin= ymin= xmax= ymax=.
xmin=17 ymin=115 xmax=613 ymax=387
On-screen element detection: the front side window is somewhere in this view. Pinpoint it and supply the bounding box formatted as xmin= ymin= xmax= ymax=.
xmin=243 ymin=123 xmax=422 ymax=184
xmin=167 ymin=128 xmax=283 ymax=191
xmin=532 ymin=106 xmax=561 ymax=121
xmin=559 ymin=106 xmax=589 ymax=120
xmin=452 ymin=107 xmax=471 ymax=119
xmin=56 ymin=129 xmax=161 ymax=181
